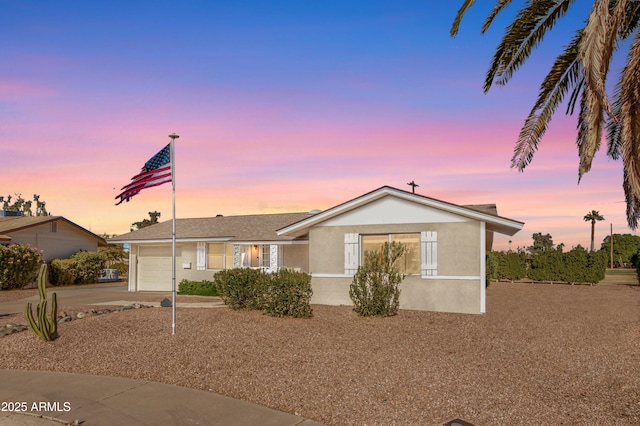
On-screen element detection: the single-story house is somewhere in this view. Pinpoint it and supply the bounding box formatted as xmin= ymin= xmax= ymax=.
xmin=110 ymin=186 xmax=524 ymax=314
xmin=0 ymin=214 xmax=108 ymax=262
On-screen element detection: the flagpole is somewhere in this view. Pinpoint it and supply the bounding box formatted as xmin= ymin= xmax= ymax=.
xmin=169 ymin=133 xmax=179 ymax=335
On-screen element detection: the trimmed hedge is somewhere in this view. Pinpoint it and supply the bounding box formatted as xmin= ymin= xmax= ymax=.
xmin=178 ymin=279 xmax=218 ymax=296
xmin=0 ymin=244 xmax=42 ymax=290
xmin=215 ymin=268 xmax=267 ymax=310
xmin=49 ymin=251 xmax=108 ymax=286
xmin=72 ymin=251 xmax=107 ymax=284
xmin=486 ymin=247 xmax=607 ymax=285
xmin=263 ymin=269 xmax=313 ymax=318
xmin=215 ymin=268 xmax=313 ymax=318
xmin=49 ymin=259 xmax=78 ymax=286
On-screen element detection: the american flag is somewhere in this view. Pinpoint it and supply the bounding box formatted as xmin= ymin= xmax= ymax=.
xmin=115 ymin=144 xmax=172 ymax=205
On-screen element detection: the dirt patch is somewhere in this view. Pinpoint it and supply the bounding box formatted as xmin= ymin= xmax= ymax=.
xmin=1 ymin=281 xmax=638 ymax=425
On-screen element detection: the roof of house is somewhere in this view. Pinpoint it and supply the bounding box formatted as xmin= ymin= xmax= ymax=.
xmin=110 ymin=186 xmax=524 ymax=244
xmin=108 ymin=212 xmax=313 ymax=244
xmin=0 ymin=216 xmax=108 ymax=246
xmin=277 ymin=186 xmax=524 ymax=237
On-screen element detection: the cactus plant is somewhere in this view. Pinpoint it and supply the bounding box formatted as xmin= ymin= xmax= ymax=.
xmin=25 ymin=264 xmax=58 ymax=341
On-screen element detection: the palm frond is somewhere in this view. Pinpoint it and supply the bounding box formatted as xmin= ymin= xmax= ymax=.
xmin=485 ymin=0 xmax=575 ymax=92
xmin=451 ymin=0 xmax=477 ymax=37
xmin=579 ymin=0 xmax=623 ymax=121
xmin=619 ymin=34 xmax=640 ymax=228
xmin=618 ymin=2 xmax=640 ymax=39
xmin=607 ymin=2 xmax=640 ymax=160
xmin=481 ymin=0 xmax=514 ymax=33
xmin=511 ymin=33 xmax=581 ymax=171
xmin=576 ymin=83 xmax=604 ymax=180
xmin=606 ymin=80 xmax=623 ymax=160
xmin=566 ymin=76 xmax=584 ymax=115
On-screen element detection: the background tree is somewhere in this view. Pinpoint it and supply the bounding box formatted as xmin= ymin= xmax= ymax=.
xmin=584 ymin=210 xmax=605 ymax=251
xmin=601 ymin=233 xmax=640 ymax=266
xmin=130 ymin=211 xmax=161 ymax=231
xmin=451 ymin=1 xmax=640 ymax=228
xmin=0 ymin=194 xmax=49 ymax=216
xmin=528 ymin=232 xmax=555 ymax=253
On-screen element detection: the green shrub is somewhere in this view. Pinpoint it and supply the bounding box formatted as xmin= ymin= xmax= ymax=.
xmin=110 ymin=262 xmax=129 ymax=277
xmin=71 ymin=251 xmax=107 ymax=284
xmin=178 ymin=279 xmax=218 ymax=296
xmin=486 ymin=251 xmax=499 ymax=284
xmin=0 ymin=244 xmax=42 ymax=290
xmin=264 ymin=269 xmax=313 ymax=318
xmin=585 ymin=249 xmax=607 ymax=284
xmin=349 ymin=241 xmax=406 ymax=317
xmin=49 ymin=259 xmax=78 ymax=286
xmin=215 ymin=268 xmax=267 ymax=310
xmin=528 ymin=249 xmax=565 ymax=283
xmin=561 ymin=246 xmax=589 ymax=283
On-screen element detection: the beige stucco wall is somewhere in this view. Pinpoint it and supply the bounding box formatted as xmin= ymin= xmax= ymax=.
xmin=9 ymin=221 xmax=99 ymax=261
xmin=309 ymin=221 xmax=482 ymax=276
xmin=281 ymin=244 xmax=309 ymax=272
xmin=307 ymin=220 xmax=484 ymax=314
xmin=129 ymin=241 xmax=309 ymax=291
xmin=310 ymin=276 xmax=482 ymax=314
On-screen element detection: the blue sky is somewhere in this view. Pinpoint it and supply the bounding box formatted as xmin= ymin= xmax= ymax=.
xmin=1 ymin=1 xmax=632 ymax=250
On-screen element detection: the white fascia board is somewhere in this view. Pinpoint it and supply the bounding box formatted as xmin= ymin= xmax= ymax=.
xmin=229 ymin=240 xmax=307 ymax=245
xmin=120 ymin=237 xmax=232 ymax=244
xmin=278 ymin=186 xmax=524 ymax=237
xmin=277 ymin=188 xmax=397 ymax=236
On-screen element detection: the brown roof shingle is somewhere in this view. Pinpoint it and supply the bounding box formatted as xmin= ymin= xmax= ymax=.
xmin=109 ymin=212 xmax=312 ymax=243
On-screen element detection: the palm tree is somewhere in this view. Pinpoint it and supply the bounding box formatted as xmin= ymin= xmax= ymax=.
xmin=584 ymin=210 xmax=605 ymax=251
xmin=451 ymin=1 xmax=640 ymax=229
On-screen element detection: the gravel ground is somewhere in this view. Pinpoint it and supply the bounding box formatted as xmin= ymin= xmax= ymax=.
xmin=1 ymin=281 xmax=639 ymax=425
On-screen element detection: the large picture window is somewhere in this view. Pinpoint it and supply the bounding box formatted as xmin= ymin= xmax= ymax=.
xmin=361 ymin=233 xmax=420 ymax=274
xmin=207 ymin=243 xmax=233 ymax=269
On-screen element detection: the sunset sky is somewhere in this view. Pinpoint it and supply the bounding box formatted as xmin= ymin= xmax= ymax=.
xmin=2 ymin=1 xmax=634 ymax=251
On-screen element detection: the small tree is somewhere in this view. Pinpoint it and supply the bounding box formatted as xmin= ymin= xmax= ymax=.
xmin=349 ymin=241 xmax=406 ymax=317
xmin=131 ymin=211 xmax=161 ymax=231
xmin=584 ymin=210 xmax=605 ymax=252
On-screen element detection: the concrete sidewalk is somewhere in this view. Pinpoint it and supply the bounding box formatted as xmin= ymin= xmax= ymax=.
xmin=0 ymin=370 xmax=324 ymax=426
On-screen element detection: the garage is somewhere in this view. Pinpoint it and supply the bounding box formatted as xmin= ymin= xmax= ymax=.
xmin=136 ymin=245 xmax=177 ymax=291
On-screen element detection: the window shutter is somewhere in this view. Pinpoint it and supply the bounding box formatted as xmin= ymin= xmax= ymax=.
xmin=266 ymin=244 xmax=278 ymax=272
xmin=421 ymin=231 xmax=437 ymax=277
xmin=344 ymin=233 xmax=359 ymax=275
xmin=197 ymin=242 xmax=206 ymax=271
xmin=232 ymin=245 xmax=240 ymax=268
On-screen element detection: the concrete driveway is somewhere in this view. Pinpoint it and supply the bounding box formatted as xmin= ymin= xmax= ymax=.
xmin=0 ymin=283 xmax=222 ymax=316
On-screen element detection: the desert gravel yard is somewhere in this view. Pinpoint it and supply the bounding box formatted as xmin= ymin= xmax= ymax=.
xmin=1 ymin=279 xmax=639 ymax=425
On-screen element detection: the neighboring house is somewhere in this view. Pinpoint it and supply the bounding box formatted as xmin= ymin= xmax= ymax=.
xmin=0 ymin=214 xmax=107 ymax=262
xmin=110 ymin=186 xmax=524 ymax=314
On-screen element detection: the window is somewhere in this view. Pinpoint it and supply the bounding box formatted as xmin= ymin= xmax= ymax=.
xmin=361 ymin=234 xmax=420 ymax=274
xmin=207 ymin=243 xmax=232 ymax=269
xmin=261 ymin=244 xmax=271 ymax=269
xmin=50 ymin=222 xmax=57 ymax=233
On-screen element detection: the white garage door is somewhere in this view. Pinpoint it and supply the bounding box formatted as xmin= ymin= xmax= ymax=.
xmin=137 ymin=246 xmax=174 ymax=291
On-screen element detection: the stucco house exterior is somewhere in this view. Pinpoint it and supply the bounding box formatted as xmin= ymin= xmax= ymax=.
xmin=110 ymin=186 xmax=524 ymax=314
xmin=0 ymin=214 xmax=108 ymax=262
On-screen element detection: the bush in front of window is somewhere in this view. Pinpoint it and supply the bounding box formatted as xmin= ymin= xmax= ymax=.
xmin=263 ymin=269 xmax=313 ymax=318
xmin=177 ymin=279 xmax=218 ymax=297
xmin=214 ymin=268 xmax=267 ymax=310
xmin=349 ymin=241 xmax=406 ymax=317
